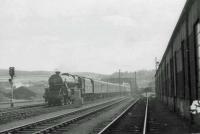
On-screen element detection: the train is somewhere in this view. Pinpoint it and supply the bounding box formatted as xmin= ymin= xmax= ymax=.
xmin=155 ymin=0 xmax=200 ymax=124
xmin=44 ymin=71 xmax=130 ymax=106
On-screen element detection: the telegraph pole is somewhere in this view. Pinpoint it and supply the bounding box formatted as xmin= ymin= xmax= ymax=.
xmin=8 ymin=67 xmax=15 ymax=107
xmin=135 ymin=71 xmax=137 ymax=90
xmin=130 ymin=74 xmax=133 ymax=96
xmin=118 ymin=69 xmax=121 ymax=96
xmin=107 ymin=80 xmax=108 ymax=93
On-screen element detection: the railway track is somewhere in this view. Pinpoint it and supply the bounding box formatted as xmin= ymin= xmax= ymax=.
xmin=0 ymin=104 xmax=46 ymax=124
xmin=0 ymin=102 xmax=45 ymax=113
xmin=97 ymin=97 xmax=160 ymax=134
xmin=0 ymin=103 xmax=45 ymax=115
xmin=0 ymin=96 xmax=124 ymax=125
xmin=0 ymin=97 xmax=117 ymax=125
xmin=0 ymin=97 xmax=128 ymax=134
xmin=0 ymin=103 xmax=78 ymax=125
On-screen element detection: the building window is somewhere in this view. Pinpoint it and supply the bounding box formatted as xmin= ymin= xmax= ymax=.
xmin=176 ymin=50 xmax=183 ymax=73
xmin=195 ymin=22 xmax=200 ymax=88
xmin=196 ymin=22 xmax=200 ymax=49
xmin=197 ymin=23 xmax=200 ymax=45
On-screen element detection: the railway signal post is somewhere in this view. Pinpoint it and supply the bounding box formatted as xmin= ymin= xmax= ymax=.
xmin=8 ymin=67 xmax=15 ymax=107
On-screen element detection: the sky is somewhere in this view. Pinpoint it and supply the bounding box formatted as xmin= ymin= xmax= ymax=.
xmin=0 ymin=0 xmax=186 ymax=74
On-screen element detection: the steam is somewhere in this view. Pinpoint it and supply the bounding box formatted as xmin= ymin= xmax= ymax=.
xmin=14 ymin=81 xmax=30 ymax=88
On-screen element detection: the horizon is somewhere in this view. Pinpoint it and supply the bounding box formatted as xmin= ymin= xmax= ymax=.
xmin=0 ymin=68 xmax=155 ymax=75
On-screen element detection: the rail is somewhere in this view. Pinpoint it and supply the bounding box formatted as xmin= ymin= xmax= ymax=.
xmin=98 ymin=97 xmax=149 ymax=134
xmin=143 ymin=97 xmax=148 ymax=134
xmin=98 ymin=98 xmax=140 ymax=134
xmin=0 ymin=99 xmax=44 ymax=105
xmin=0 ymin=97 xmax=127 ymax=134
xmin=33 ymin=99 xmax=125 ymax=134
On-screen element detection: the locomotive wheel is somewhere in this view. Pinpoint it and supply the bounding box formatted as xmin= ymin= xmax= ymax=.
xmin=48 ymin=99 xmax=52 ymax=106
xmin=55 ymin=99 xmax=60 ymax=106
xmin=64 ymin=96 xmax=67 ymax=105
xmin=60 ymin=96 xmax=65 ymax=105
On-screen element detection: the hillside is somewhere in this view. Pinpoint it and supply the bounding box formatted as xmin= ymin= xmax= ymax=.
xmin=0 ymin=69 xmax=52 ymax=76
xmin=105 ymin=70 xmax=155 ymax=88
xmin=74 ymin=72 xmax=108 ymax=80
xmin=4 ymin=86 xmax=37 ymax=100
xmin=0 ymin=69 xmax=106 ymax=79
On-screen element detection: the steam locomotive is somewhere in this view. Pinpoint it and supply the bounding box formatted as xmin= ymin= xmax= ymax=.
xmin=44 ymin=71 xmax=130 ymax=106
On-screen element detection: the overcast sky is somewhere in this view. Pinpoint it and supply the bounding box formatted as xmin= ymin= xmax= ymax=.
xmin=0 ymin=0 xmax=186 ymax=74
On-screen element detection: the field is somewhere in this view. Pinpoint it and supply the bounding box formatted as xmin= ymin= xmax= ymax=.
xmin=0 ymin=75 xmax=50 ymax=102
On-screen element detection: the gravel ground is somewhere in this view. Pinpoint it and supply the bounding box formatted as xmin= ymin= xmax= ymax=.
xmin=96 ymin=98 xmax=146 ymax=134
xmin=0 ymin=97 xmax=124 ymax=131
xmin=53 ymin=98 xmax=134 ymax=134
xmin=57 ymin=97 xmax=200 ymax=134
xmin=148 ymin=97 xmax=200 ymax=134
xmin=0 ymin=97 xmax=121 ymax=125
xmin=0 ymin=100 xmax=44 ymax=109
